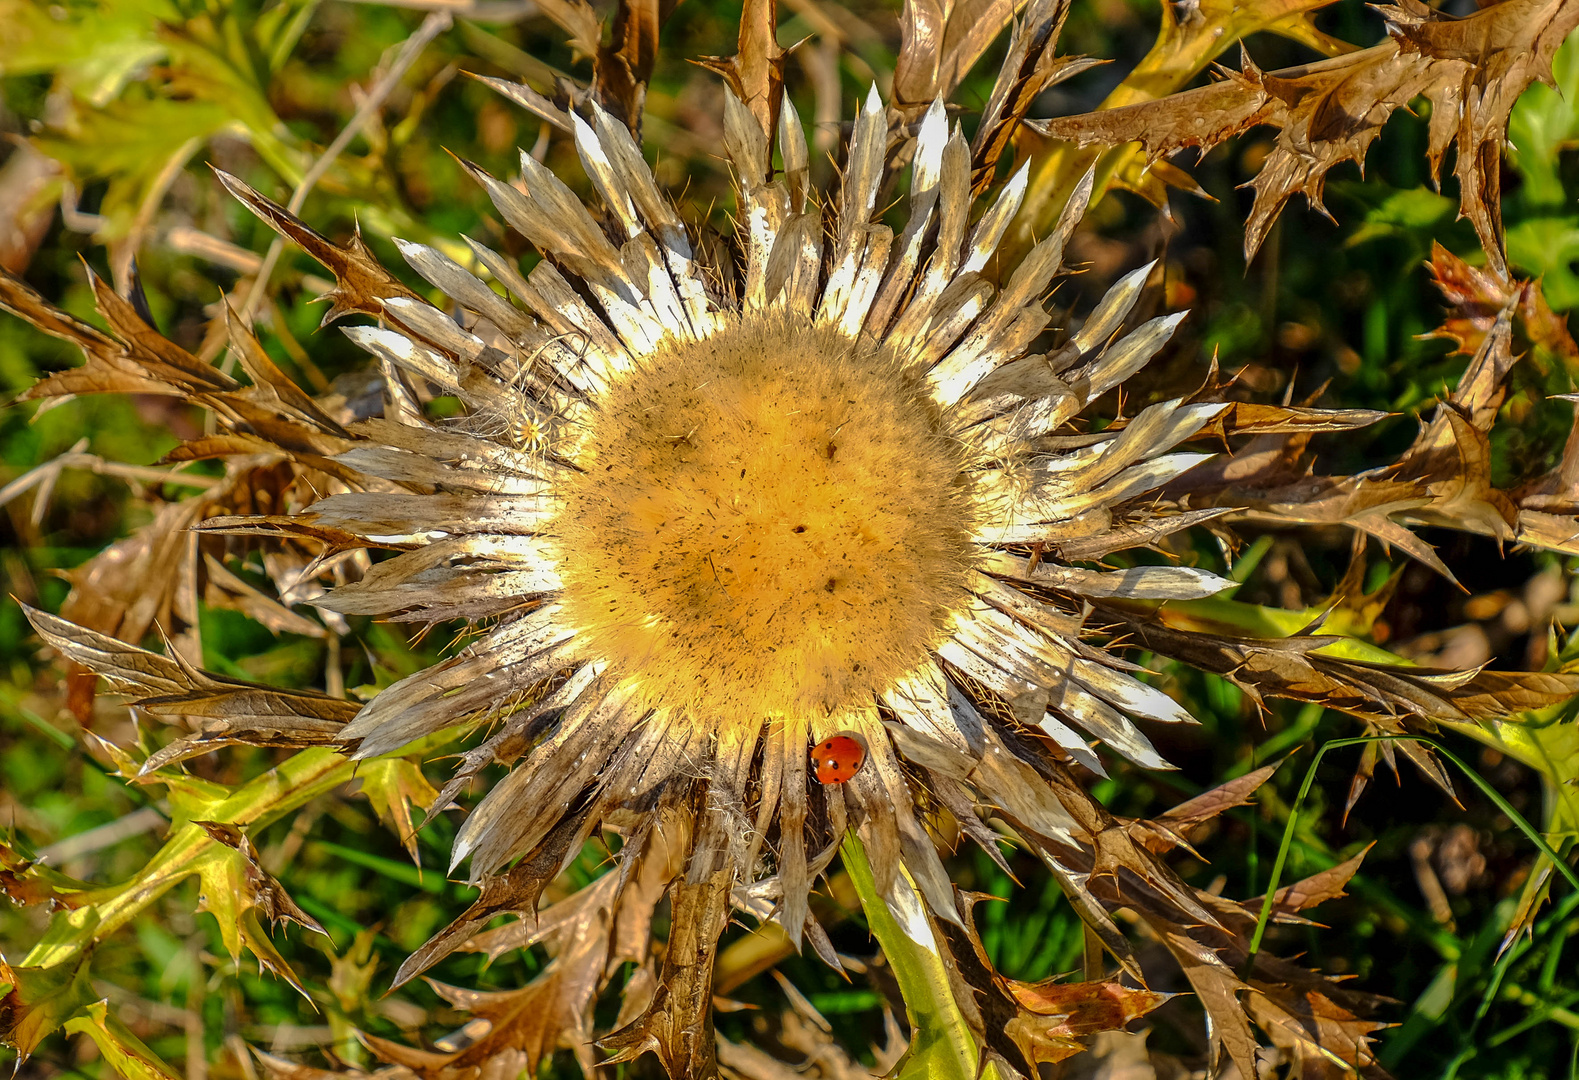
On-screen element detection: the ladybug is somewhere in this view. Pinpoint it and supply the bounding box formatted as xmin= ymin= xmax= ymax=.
xmin=812 ymin=733 xmax=868 ymax=785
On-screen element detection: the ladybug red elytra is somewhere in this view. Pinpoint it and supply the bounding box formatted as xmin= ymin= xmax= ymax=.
xmin=812 ymin=733 xmax=867 ymax=785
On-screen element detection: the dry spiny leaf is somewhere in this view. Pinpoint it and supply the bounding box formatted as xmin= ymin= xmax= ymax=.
xmin=1032 ymin=0 xmax=1579 ymax=273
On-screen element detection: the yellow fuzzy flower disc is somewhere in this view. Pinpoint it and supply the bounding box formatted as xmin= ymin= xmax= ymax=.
xmin=556 ymin=311 xmax=977 ymax=720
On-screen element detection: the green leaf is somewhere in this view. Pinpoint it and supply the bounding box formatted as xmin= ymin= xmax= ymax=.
xmin=1346 ymin=186 xmax=1458 ymax=246
xmin=1509 ymin=27 xmax=1579 ymax=205
xmin=0 ymin=0 xmax=171 ymax=103
xmin=20 ymin=905 xmax=101 ymax=971
xmin=353 ymin=757 xmax=440 ymax=860
xmin=63 ymin=999 xmax=181 ymax=1080
xmin=0 ymin=953 xmax=95 ymax=1059
xmin=1507 ymin=216 xmax=1579 ymax=311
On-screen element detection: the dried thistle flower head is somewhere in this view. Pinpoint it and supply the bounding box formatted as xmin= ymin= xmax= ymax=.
xmin=297 ymin=90 xmax=1230 ymax=901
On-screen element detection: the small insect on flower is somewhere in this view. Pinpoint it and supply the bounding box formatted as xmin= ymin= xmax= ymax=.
xmin=813 ymin=733 xmax=868 ymax=785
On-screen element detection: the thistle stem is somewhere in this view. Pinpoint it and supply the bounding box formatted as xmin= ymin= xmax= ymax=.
xmin=839 ymin=831 xmax=1000 ymax=1080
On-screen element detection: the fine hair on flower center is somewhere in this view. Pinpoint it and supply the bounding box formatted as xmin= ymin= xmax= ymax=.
xmin=554 ymin=311 xmax=976 ymax=718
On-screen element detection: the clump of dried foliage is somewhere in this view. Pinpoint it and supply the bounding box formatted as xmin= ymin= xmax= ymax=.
xmin=2 ymin=0 xmax=1579 ymax=1079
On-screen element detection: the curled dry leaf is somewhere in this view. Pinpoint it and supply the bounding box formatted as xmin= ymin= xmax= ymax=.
xmin=1102 ymin=598 xmax=1579 ymax=725
xmin=2 ymin=264 xmax=365 ymax=720
xmin=1128 ymin=760 xmax=1281 ymax=855
xmin=1003 ymin=980 xmax=1173 ymax=1066
xmin=535 ymin=0 xmax=680 ymax=133
xmin=967 ymin=0 xmax=1104 ymax=194
xmin=367 ymin=817 xmax=683 ymax=1079
xmin=1172 ymin=277 xmax=1579 ymax=569
xmin=212 ymin=170 xmax=419 ymax=328
xmin=893 ymin=0 xmax=1027 ymax=112
xmin=1425 ymin=241 xmax=1579 ymax=368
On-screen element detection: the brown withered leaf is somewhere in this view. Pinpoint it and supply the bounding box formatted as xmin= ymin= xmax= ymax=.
xmin=212 ymin=170 xmax=420 ymax=327
xmin=1100 ymin=601 xmax=1579 ymax=725
xmin=391 ymin=798 xmax=629 ymax=989
xmin=224 ymin=302 xmax=353 ymax=439
xmin=368 ymin=949 xmax=609 ymax=1080
xmin=0 ymin=268 xmax=184 ymax=400
xmin=536 ymin=0 xmax=683 ymax=134
xmin=54 ymin=495 xmax=210 ymax=720
xmin=192 ymin=514 xmax=385 ymax=553
xmin=1437 ymin=668 xmax=1579 ymax=718
xmin=1320 ymin=538 xmax=1402 ymax=639
xmin=1053 ymin=506 xmax=1234 ymax=562
xmin=969 ymin=0 xmax=1104 ymax=194
xmin=694 ymin=0 xmax=786 ymax=138
xmin=80 ymin=266 xmax=238 ymax=395
xmin=1003 ymin=980 xmax=1173 ymax=1066
xmin=1109 ymin=153 xmax=1211 ymax=211
xmin=1245 ymin=985 xmax=1390 ymax=1079
xmin=1129 ymin=761 xmax=1280 ymax=855
xmin=1215 ymin=898 xmax=1394 ymax=1077
xmin=894 ymin=0 xmax=1041 ymax=118
xmin=1515 ymin=411 xmax=1579 ymax=517
xmin=1172 ymin=291 xmax=1579 ymax=564
xmin=1144 ymin=919 xmax=1262 ymax=1077
xmin=597 ymin=0 xmax=665 ymax=133
xmin=1032 ymin=0 xmax=1579 ymax=272
xmin=535 ymin=0 xmax=602 ymax=60
xmin=25 ymin=606 xmax=356 ymax=763
xmin=11 ymin=264 xmax=350 ymax=478
xmin=957 ymin=719 xmax=1391 ymax=1078
xmin=251 ymin=1050 xmax=382 ymax=1080
xmin=0 ymin=144 xmax=57 ymax=274
xmin=1194 ymin=401 xmax=1389 ymax=439
xmin=1244 ymin=844 xmax=1372 ymax=926
xmin=1397 ymin=404 xmax=1518 ymax=542
xmin=202 ymin=554 xmax=326 ymax=639
xmin=1177 ymin=447 xmax=1453 ymax=582
xmin=1382 ymin=303 xmax=1579 ymax=552
xmin=370 ymin=832 xmax=679 ymax=1080
xmin=9 ymin=238 xmax=368 ymax=722
xmin=1344 ymin=737 xmax=1385 ymax=823
xmin=161 ymin=433 xmax=285 ymax=461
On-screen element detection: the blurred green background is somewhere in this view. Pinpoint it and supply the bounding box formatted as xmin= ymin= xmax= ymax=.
xmin=4 ymin=0 xmax=1579 ymax=1076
